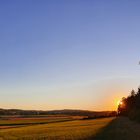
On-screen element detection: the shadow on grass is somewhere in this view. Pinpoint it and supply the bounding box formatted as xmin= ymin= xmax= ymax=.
xmin=86 ymin=116 xmax=140 ymax=140
xmin=87 ymin=117 xmax=126 ymax=140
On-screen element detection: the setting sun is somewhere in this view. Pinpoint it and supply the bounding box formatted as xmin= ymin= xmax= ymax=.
xmin=117 ymin=100 xmax=123 ymax=106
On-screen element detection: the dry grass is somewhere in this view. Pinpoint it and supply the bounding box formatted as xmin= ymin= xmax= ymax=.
xmin=0 ymin=117 xmax=139 ymax=140
xmin=0 ymin=116 xmax=75 ymax=127
xmin=94 ymin=117 xmax=140 ymax=140
xmin=0 ymin=117 xmax=114 ymax=140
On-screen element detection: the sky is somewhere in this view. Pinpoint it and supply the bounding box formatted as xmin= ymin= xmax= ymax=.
xmin=0 ymin=0 xmax=140 ymax=111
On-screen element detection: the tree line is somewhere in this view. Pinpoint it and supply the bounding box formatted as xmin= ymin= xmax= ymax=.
xmin=118 ymin=86 xmax=140 ymax=122
xmin=0 ymin=109 xmax=116 ymax=118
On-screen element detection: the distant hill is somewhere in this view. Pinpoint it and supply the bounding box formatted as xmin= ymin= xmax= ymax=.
xmin=0 ymin=108 xmax=116 ymax=118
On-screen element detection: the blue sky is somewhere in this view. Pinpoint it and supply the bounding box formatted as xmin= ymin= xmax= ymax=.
xmin=0 ymin=0 xmax=140 ymax=110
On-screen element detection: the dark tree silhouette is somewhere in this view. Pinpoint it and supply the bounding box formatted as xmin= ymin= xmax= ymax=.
xmin=118 ymin=86 xmax=140 ymax=122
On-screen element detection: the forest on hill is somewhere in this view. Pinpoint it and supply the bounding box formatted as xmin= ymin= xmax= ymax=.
xmin=0 ymin=108 xmax=116 ymax=118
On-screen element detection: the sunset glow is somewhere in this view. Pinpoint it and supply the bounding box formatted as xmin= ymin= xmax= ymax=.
xmin=0 ymin=1 xmax=140 ymax=111
xmin=117 ymin=100 xmax=123 ymax=106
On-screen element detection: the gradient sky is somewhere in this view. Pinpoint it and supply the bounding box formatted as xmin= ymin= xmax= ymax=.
xmin=0 ymin=0 xmax=140 ymax=111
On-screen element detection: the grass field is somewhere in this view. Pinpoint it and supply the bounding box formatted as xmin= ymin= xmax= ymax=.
xmin=94 ymin=117 xmax=140 ymax=140
xmin=0 ymin=115 xmax=76 ymax=127
xmin=0 ymin=117 xmax=139 ymax=140
xmin=0 ymin=117 xmax=114 ymax=140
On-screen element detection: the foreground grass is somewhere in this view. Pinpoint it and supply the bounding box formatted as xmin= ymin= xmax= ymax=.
xmin=94 ymin=117 xmax=140 ymax=140
xmin=0 ymin=117 xmax=114 ymax=140
xmin=1 ymin=117 xmax=139 ymax=140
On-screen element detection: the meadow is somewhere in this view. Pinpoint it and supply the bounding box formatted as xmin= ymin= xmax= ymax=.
xmin=0 ymin=115 xmax=81 ymax=129
xmin=0 ymin=116 xmax=139 ymax=140
xmin=0 ymin=116 xmax=114 ymax=140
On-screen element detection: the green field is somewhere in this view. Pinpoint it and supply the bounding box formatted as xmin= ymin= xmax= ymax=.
xmin=0 ymin=117 xmax=139 ymax=140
